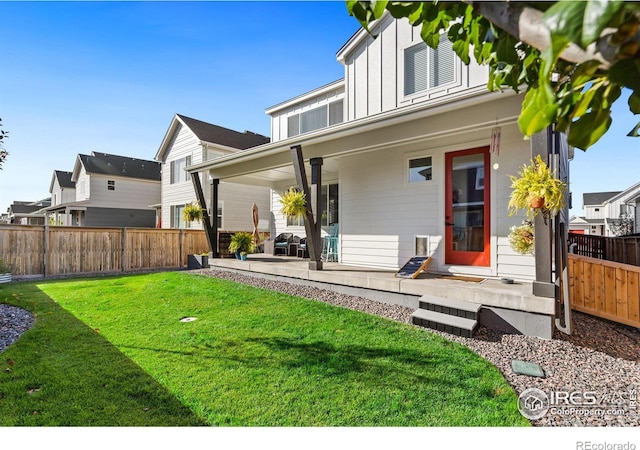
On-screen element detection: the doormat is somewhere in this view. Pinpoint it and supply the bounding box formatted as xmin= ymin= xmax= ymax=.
xmin=440 ymin=275 xmax=485 ymax=283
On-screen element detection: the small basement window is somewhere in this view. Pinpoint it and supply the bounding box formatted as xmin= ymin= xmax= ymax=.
xmin=107 ymin=180 xmax=115 ymax=191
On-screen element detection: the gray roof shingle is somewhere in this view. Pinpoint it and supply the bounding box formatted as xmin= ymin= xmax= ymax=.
xmin=583 ymin=191 xmax=621 ymax=206
xmin=54 ymin=170 xmax=75 ymax=188
xmin=79 ymin=152 xmax=161 ymax=181
xmin=177 ymin=114 xmax=270 ymax=149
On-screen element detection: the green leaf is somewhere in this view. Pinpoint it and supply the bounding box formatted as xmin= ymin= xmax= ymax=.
xmin=543 ymin=1 xmax=586 ymax=48
xmin=627 ymin=121 xmax=640 ymax=137
xmin=571 ymin=60 xmax=603 ymax=87
xmin=370 ymin=0 xmax=389 ymax=19
xmin=628 ymin=91 xmax=640 ymax=114
xmin=519 ymin=86 xmax=559 ymax=137
xmin=571 ymin=83 xmax=601 ymax=118
xmin=609 ymin=59 xmax=640 ymax=91
xmin=568 ymin=109 xmax=612 ymax=150
xmin=582 ymin=0 xmax=624 ymax=48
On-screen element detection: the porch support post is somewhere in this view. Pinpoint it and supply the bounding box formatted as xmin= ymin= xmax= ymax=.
xmin=210 ymin=178 xmax=220 ymax=258
xmin=190 ymin=172 xmax=218 ymax=259
xmin=531 ymin=127 xmax=555 ymax=298
xmin=291 ymin=145 xmax=323 ymax=270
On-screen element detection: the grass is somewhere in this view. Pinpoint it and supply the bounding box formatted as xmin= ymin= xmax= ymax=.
xmin=0 ymin=272 xmax=530 ymax=426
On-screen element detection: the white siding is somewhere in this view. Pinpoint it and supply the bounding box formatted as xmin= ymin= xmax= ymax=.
xmin=88 ymin=174 xmax=160 ymax=209
xmin=160 ymin=123 xmax=203 ymax=228
xmin=159 ymin=121 xmax=271 ymax=231
xmin=51 ymin=177 xmax=77 ymax=208
xmin=218 ymin=183 xmax=271 ymax=232
xmin=337 ymin=118 xmax=534 ymax=280
xmin=75 ymin=168 xmax=90 ymax=201
xmin=269 ymin=87 xmax=345 ymax=143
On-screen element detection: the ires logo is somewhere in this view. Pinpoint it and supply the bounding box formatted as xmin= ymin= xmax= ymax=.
xmin=518 ymin=388 xmax=598 ymax=420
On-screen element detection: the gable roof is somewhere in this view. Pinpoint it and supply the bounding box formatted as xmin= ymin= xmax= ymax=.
xmin=178 ymin=115 xmax=270 ymax=149
xmin=49 ymin=170 xmax=75 ymax=193
xmin=155 ymin=114 xmax=270 ymax=162
xmin=72 ymin=152 xmax=161 ymax=182
xmin=55 ymin=170 xmax=75 ymax=188
xmin=583 ymin=191 xmax=621 ymax=206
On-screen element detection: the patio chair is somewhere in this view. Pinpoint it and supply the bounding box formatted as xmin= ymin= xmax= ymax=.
xmin=273 ymin=233 xmax=293 ymax=255
xmin=297 ymin=237 xmax=309 ymax=258
xmin=321 ymin=223 xmax=339 ymax=262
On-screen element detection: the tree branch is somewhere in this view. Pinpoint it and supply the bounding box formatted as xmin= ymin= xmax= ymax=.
xmin=468 ymin=1 xmax=621 ymax=68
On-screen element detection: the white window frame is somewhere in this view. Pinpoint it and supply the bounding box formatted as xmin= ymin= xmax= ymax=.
xmin=170 ymin=156 xmax=192 ymax=185
xmin=287 ymin=100 xmax=344 ymax=138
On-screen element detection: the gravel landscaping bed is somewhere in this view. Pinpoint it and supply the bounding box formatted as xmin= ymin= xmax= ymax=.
xmin=2 ymin=268 xmax=638 ymax=426
xmin=0 ymin=303 xmax=34 ymax=353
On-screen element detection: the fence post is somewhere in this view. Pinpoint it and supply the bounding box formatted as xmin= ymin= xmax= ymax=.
xmin=121 ymin=228 xmax=127 ymax=272
xmin=179 ymin=229 xmax=184 ymax=269
xmin=44 ymin=222 xmax=50 ymax=278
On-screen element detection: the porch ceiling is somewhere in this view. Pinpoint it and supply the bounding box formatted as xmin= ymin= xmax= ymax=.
xmin=217 ymin=157 xmax=340 ymax=189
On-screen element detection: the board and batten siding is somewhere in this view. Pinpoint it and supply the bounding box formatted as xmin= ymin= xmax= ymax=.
xmin=342 ymin=15 xmax=489 ymax=122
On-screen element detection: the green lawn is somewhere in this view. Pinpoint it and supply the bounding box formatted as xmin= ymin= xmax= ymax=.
xmin=0 ymin=272 xmax=529 ymax=426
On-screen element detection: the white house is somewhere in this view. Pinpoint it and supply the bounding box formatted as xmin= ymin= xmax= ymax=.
xmin=154 ymin=114 xmax=272 ymax=232
xmin=570 ymin=183 xmax=640 ymax=236
xmin=43 ymin=152 xmax=161 ymax=227
xmin=187 ymin=15 xmax=571 ymax=338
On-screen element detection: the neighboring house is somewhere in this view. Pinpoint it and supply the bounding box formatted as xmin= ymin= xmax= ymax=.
xmin=154 ymin=114 xmax=271 ymax=232
xmin=570 ymin=183 xmax=640 ymax=236
xmin=47 ymin=170 xmax=77 ymax=225
xmin=7 ymin=198 xmax=51 ymax=225
xmin=42 ymin=152 xmax=161 ymax=227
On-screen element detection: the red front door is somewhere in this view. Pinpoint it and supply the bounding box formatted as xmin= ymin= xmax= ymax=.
xmin=445 ymin=147 xmax=491 ymax=266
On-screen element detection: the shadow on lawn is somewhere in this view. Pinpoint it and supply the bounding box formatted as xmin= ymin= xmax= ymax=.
xmin=0 ymin=283 xmax=206 ymax=426
xmin=242 ymin=336 xmax=487 ymax=387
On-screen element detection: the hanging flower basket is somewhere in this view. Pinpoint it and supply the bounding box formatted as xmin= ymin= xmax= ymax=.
xmin=279 ymin=187 xmax=307 ymax=220
xmin=182 ymin=202 xmax=204 ymax=223
xmin=508 ymin=221 xmax=535 ymax=255
xmin=508 ymin=155 xmax=567 ymax=219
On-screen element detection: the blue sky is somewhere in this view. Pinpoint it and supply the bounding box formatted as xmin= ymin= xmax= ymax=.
xmin=0 ymin=1 xmax=638 ymax=216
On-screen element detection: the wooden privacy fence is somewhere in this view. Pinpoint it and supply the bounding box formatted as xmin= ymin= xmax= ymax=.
xmin=568 ymin=253 xmax=640 ymax=328
xmin=0 ymin=225 xmax=210 ymax=277
xmin=568 ymin=232 xmax=640 ymax=266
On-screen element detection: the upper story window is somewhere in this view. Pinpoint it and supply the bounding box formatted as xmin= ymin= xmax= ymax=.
xmin=170 ymin=156 xmax=191 ymax=184
xmin=287 ymin=100 xmax=344 ymax=138
xmin=107 ymin=180 xmax=115 ymax=191
xmin=404 ymin=38 xmax=456 ymax=96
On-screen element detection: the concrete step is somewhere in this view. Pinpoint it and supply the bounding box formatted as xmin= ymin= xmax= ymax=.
xmin=411 ymin=309 xmax=478 ymax=338
xmin=418 ymin=294 xmax=481 ymax=320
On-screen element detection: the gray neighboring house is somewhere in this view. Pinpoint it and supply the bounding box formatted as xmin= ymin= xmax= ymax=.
xmin=42 ymin=152 xmax=161 ymax=227
xmin=7 ymin=198 xmax=51 ymax=225
xmin=155 ymin=114 xmax=271 ymax=231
